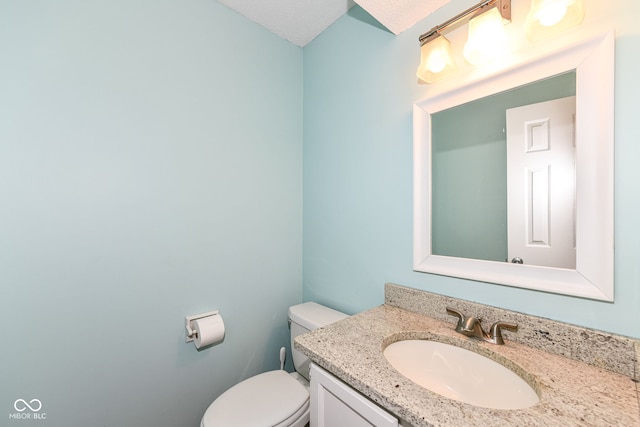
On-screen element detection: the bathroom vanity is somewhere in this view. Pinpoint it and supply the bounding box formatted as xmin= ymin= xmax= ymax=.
xmin=310 ymin=363 xmax=399 ymax=427
xmin=295 ymin=284 xmax=640 ymax=426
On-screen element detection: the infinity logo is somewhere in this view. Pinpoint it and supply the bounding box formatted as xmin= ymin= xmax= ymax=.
xmin=14 ymin=399 xmax=42 ymax=412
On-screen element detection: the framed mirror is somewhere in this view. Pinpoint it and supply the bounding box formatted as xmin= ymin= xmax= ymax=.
xmin=413 ymin=30 xmax=614 ymax=301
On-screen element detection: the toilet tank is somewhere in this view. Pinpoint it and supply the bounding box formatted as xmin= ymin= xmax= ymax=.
xmin=288 ymin=302 xmax=348 ymax=380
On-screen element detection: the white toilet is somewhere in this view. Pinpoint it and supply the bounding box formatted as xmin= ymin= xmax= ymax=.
xmin=200 ymin=302 xmax=348 ymax=427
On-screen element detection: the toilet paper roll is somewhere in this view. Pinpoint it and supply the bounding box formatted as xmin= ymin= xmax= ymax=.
xmin=193 ymin=314 xmax=225 ymax=349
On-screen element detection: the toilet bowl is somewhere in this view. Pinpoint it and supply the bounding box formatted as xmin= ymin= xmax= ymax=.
xmin=201 ymin=302 xmax=348 ymax=427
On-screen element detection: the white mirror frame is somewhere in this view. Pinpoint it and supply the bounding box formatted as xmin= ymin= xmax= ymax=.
xmin=413 ymin=30 xmax=614 ymax=301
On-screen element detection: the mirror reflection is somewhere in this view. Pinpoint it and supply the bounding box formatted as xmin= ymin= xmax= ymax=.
xmin=431 ymin=71 xmax=576 ymax=268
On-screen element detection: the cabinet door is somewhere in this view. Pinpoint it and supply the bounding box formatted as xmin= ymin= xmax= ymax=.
xmin=310 ymin=363 xmax=398 ymax=427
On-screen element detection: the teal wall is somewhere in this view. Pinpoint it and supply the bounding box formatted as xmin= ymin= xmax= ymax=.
xmin=2 ymin=0 xmax=640 ymax=425
xmin=303 ymin=0 xmax=640 ymax=338
xmin=431 ymin=72 xmax=576 ymax=262
xmin=0 ymin=1 xmax=302 ymax=426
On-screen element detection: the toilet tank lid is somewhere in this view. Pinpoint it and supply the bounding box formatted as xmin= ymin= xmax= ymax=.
xmin=288 ymin=302 xmax=348 ymax=330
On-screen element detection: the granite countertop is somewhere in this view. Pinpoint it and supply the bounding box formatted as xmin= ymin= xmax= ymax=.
xmin=295 ymin=304 xmax=640 ymax=427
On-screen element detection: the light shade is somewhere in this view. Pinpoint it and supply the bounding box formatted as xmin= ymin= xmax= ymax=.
xmin=416 ymin=35 xmax=457 ymax=84
xmin=463 ymin=6 xmax=509 ymax=66
xmin=525 ymin=0 xmax=584 ymax=42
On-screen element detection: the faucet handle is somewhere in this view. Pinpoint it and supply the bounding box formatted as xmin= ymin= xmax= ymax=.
xmin=446 ymin=307 xmax=465 ymax=323
xmin=489 ymin=321 xmax=518 ymax=345
xmin=446 ymin=307 xmax=469 ymax=332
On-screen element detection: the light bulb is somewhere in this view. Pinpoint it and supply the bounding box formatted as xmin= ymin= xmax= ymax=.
xmin=463 ymin=7 xmax=509 ymax=66
xmin=525 ymin=0 xmax=584 ymax=42
xmin=416 ymin=35 xmax=457 ymax=84
xmin=428 ymin=51 xmax=447 ymax=74
xmin=538 ymin=2 xmax=568 ymax=26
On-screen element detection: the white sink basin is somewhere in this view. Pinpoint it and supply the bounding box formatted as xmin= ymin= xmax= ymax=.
xmin=383 ymin=340 xmax=539 ymax=410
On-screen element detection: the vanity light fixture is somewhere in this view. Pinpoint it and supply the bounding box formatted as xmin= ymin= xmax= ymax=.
xmin=417 ymin=0 xmax=586 ymax=84
xmin=525 ymin=0 xmax=585 ymax=42
xmin=417 ymin=0 xmax=511 ymax=83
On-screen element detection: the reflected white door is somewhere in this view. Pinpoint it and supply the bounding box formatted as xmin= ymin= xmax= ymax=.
xmin=506 ymin=96 xmax=576 ymax=268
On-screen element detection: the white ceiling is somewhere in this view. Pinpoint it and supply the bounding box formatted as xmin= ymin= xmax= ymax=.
xmin=217 ymin=0 xmax=452 ymax=47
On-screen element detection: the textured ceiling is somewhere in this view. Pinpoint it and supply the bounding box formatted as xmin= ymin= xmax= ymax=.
xmin=354 ymin=0 xmax=452 ymax=36
xmin=217 ymin=0 xmax=356 ymax=47
xmin=217 ymin=0 xmax=451 ymax=47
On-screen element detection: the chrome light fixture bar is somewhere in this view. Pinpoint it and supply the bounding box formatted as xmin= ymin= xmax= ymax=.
xmin=418 ymin=0 xmax=511 ymax=47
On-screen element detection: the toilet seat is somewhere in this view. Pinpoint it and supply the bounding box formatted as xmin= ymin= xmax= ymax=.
xmin=201 ymin=370 xmax=310 ymax=427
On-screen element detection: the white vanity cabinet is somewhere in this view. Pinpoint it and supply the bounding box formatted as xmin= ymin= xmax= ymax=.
xmin=310 ymin=363 xmax=398 ymax=427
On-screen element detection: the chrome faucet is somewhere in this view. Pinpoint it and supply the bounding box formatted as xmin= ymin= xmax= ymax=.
xmin=446 ymin=307 xmax=517 ymax=345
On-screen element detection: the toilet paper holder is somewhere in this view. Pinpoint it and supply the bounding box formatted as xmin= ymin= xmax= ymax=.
xmin=185 ymin=310 xmax=219 ymax=343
